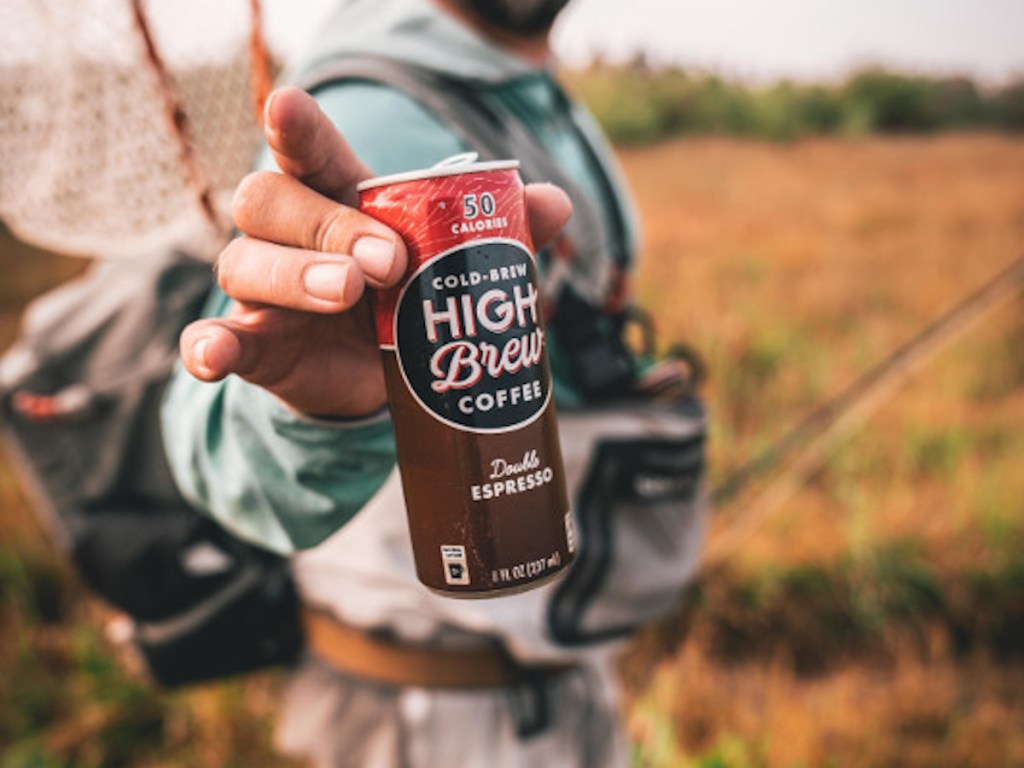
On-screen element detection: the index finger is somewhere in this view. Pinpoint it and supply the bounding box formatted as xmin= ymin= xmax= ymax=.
xmin=263 ymin=87 xmax=372 ymax=206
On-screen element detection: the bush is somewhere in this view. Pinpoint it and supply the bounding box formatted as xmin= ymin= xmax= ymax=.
xmin=992 ymin=78 xmax=1024 ymax=130
xmin=842 ymin=68 xmax=944 ymax=132
xmin=564 ymin=62 xmax=1022 ymax=144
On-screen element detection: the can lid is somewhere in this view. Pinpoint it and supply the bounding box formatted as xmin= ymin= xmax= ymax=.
xmin=356 ymin=152 xmax=520 ymax=193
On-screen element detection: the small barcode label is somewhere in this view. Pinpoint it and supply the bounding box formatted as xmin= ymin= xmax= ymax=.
xmin=440 ymin=545 xmax=470 ymax=585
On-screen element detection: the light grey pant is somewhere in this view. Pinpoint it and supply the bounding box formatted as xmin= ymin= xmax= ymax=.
xmin=275 ymin=654 xmax=630 ymax=768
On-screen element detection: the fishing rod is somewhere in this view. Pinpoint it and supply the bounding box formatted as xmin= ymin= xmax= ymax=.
xmin=702 ymin=254 xmax=1024 ymax=571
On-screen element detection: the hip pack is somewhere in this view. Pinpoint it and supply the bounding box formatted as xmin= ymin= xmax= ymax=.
xmin=549 ymin=397 xmax=707 ymax=645
xmin=0 ymin=250 xmax=302 ymax=687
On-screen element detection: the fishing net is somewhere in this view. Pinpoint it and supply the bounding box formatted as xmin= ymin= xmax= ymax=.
xmin=0 ymin=0 xmax=271 ymax=260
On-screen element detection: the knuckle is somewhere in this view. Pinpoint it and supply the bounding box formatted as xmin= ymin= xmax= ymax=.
xmin=313 ymin=206 xmax=357 ymax=254
xmin=267 ymin=254 xmax=295 ymax=304
xmin=214 ymin=237 xmax=246 ymax=294
xmin=231 ymin=171 xmax=275 ymax=229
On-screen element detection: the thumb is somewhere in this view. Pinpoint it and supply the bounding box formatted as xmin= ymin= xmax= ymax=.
xmin=179 ymin=317 xmax=267 ymax=383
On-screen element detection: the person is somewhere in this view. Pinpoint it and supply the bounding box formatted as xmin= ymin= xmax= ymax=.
xmin=162 ymin=0 xmax=707 ymax=765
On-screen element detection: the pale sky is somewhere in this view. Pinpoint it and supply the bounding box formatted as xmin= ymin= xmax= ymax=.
xmin=263 ymin=0 xmax=1024 ymax=84
xmin=553 ymin=0 xmax=1024 ymax=83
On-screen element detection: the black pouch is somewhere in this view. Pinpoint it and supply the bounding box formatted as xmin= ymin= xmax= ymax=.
xmin=70 ymin=501 xmax=302 ymax=688
xmin=128 ymin=523 xmax=301 ymax=687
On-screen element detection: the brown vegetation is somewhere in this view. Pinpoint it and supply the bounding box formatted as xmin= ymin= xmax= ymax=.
xmin=2 ymin=133 xmax=1022 ymax=766
xmin=619 ymin=133 xmax=1024 ymax=766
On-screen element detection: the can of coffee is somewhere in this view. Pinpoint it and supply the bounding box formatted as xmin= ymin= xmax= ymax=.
xmin=358 ymin=153 xmax=575 ymax=597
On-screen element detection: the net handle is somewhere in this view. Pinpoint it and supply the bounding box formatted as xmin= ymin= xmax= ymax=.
xmin=129 ymin=0 xmax=271 ymax=235
xmin=247 ymin=0 xmax=273 ymax=125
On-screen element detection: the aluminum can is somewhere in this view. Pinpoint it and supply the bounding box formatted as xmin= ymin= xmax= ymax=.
xmin=357 ymin=154 xmax=574 ymax=597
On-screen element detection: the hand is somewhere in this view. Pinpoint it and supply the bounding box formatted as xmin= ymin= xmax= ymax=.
xmin=179 ymin=87 xmax=572 ymax=419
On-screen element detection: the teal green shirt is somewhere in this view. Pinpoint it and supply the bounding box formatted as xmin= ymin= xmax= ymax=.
xmin=161 ymin=0 xmax=637 ymax=553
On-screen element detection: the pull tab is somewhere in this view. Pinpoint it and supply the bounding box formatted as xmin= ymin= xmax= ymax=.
xmin=432 ymin=152 xmax=479 ymax=169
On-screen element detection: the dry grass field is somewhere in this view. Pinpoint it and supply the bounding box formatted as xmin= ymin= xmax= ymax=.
xmin=1 ymin=133 xmax=1022 ymax=766
xmin=619 ymin=133 xmax=1024 ymax=767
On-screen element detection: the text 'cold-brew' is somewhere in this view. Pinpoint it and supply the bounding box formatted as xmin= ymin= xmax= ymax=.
xmin=357 ymin=154 xmax=574 ymax=597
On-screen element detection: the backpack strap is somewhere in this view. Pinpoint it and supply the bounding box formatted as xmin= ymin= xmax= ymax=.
xmin=293 ymin=57 xmax=629 ymax=306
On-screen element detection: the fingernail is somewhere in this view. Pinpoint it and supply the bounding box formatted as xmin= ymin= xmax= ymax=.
xmin=193 ymin=337 xmax=220 ymax=378
xmin=304 ymin=262 xmax=350 ymax=302
xmin=194 ymin=338 xmax=211 ymax=369
xmin=352 ymin=236 xmax=396 ymax=283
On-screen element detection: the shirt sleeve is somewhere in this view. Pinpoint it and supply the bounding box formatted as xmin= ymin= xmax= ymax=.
xmin=161 ymin=83 xmax=468 ymax=554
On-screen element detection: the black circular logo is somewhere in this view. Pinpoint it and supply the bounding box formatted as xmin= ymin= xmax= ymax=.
xmin=395 ymin=239 xmax=550 ymax=432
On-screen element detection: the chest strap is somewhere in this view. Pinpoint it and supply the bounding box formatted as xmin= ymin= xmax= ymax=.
xmin=302 ymin=609 xmax=575 ymax=690
xmin=293 ymin=55 xmax=631 ymax=306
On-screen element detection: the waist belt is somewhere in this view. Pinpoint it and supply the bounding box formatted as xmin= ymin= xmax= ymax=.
xmin=302 ymin=608 xmax=575 ymax=689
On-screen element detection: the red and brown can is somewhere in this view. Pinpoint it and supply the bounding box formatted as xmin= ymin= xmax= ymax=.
xmin=357 ymin=153 xmax=575 ymax=597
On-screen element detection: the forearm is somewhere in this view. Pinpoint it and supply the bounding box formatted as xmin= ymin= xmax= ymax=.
xmin=161 ymin=359 xmax=396 ymax=554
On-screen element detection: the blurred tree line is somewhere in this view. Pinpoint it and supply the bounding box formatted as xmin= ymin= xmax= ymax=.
xmin=565 ymin=57 xmax=1024 ymax=144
